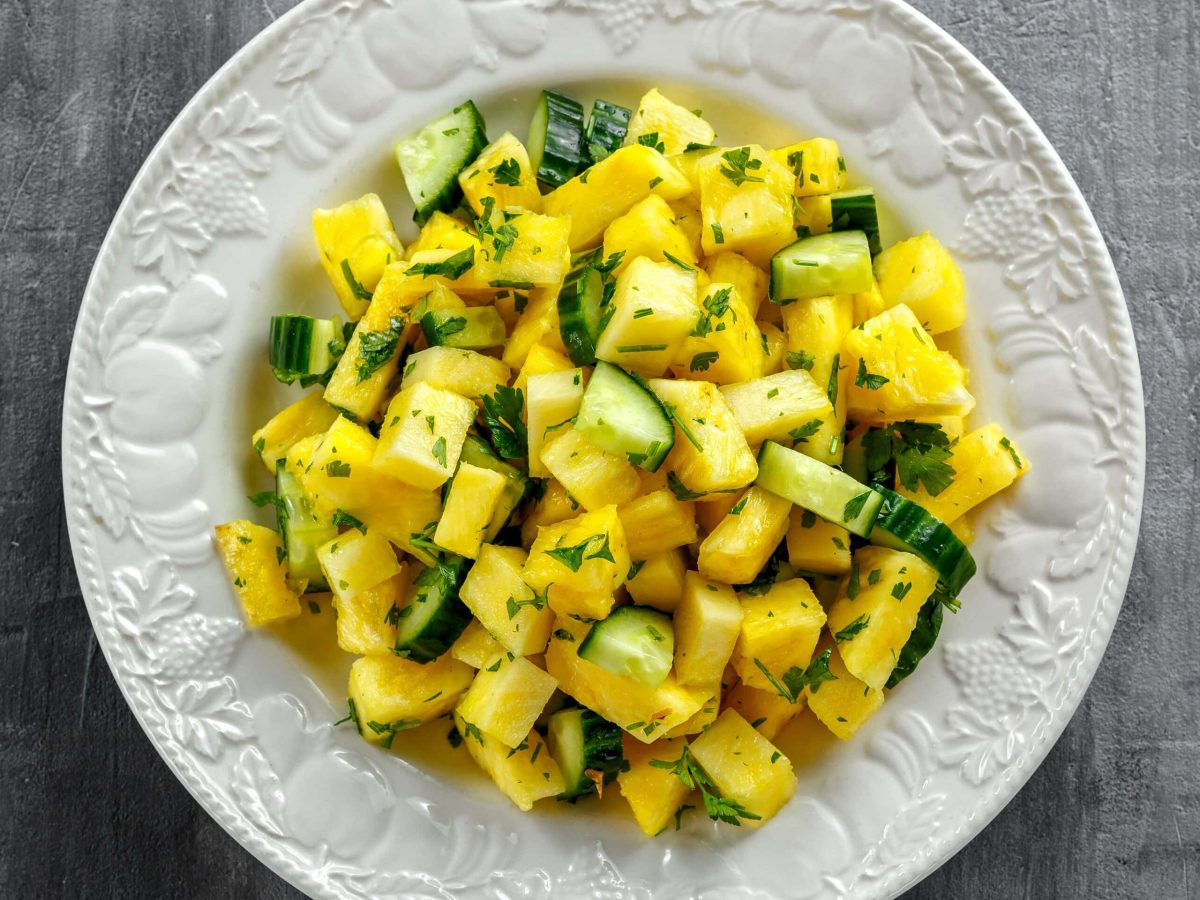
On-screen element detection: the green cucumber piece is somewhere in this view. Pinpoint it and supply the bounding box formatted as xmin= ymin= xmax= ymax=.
xmin=420 ymin=307 xmax=506 ymax=350
xmin=755 ymin=441 xmax=883 ymax=537
xmin=459 ymin=435 xmax=526 ymax=541
xmin=394 ymin=556 xmax=472 ymax=662
xmin=577 ymin=605 xmax=674 ymax=689
xmin=583 ymin=99 xmax=632 ymax=165
xmin=396 ymin=101 xmax=488 ymax=225
xmin=769 ymin=231 xmax=874 ymax=304
xmin=829 ymin=188 xmax=881 ymax=257
xmin=575 ymin=361 xmax=675 ymax=472
xmin=557 ymin=261 xmax=607 ymax=366
xmin=546 ymin=707 xmax=624 ymax=799
xmin=269 ymin=315 xmax=345 ymax=385
xmin=528 ymin=90 xmax=586 ymax=188
xmin=869 ymin=487 xmax=976 ymax=596
xmin=274 ymin=460 xmax=337 ymax=591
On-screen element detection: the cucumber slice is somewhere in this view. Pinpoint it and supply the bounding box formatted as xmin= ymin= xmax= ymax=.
xmin=577 ymin=605 xmax=674 ymax=689
xmin=420 ymin=307 xmax=507 ymax=350
xmin=583 ymin=99 xmax=632 ymax=165
xmin=755 ymin=441 xmax=883 ymax=537
xmin=575 ymin=361 xmax=675 ymax=472
xmin=394 ymin=556 xmax=473 ymax=662
xmin=769 ymin=231 xmax=874 ymax=304
xmin=546 ymin=707 xmax=624 ymax=799
xmin=557 ymin=261 xmax=607 ymax=366
xmin=275 ymin=460 xmax=337 ymax=591
xmin=396 ymin=101 xmax=488 ymax=225
xmin=528 ymin=90 xmax=586 ymax=188
xmin=829 ymin=188 xmax=881 ymax=257
xmin=459 ymin=435 xmax=526 ymax=541
xmin=269 ymin=315 xmax=345 ymax=385
xmin=869 ymin=488 xmax=976 ymax=596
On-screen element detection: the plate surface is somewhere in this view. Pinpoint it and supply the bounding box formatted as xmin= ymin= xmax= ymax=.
xmin=62 ymin=1 xmax=1145 ymax=897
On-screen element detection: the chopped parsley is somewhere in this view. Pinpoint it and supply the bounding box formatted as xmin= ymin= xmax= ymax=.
xmin=835 ymin=614 xmax=870 ymax=643
xmin=339 ymin=259 xmax=373 ymax=302
xmin=711 ymin=222 xmax=725 ymax=244
xmin=325 ymin=460 xmax=351 ymax=478
xmin=489 ymin=157 xmax=522 ymax=186
xmin=481 ymin=386 xmax=528 ymax=460
xmin=690 ymin=350 xmax=720 ymax=372
xmin=332 ymin=509 xmax=367 ymax=534
xmin=786 ymin=350 xmax=815 ymax=371
xmin=854 ymin=357 xmax=890 ymax=390
xmin=650 ymin=747 xmax=762 ymax=826
xmin=407 ymin=246 xmax=475 ymax=279
xmin=719 ymin=146 xmax=765 ymax=186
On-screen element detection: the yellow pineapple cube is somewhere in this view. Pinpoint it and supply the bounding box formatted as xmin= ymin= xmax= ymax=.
xmin=724 ymin=681 xmax=803 ymax=741
xmin=647 ymin=378 xmax=758 ymax=495
xmin=695 ymin=491 xmax=741 ymax=534
xmin=842 ymin=304 xmax=975 ymax=424
xmin=359 ymin=487 xmax=444 ymax=566
xmin=521 ymin=505 xmax=630 ymax=621
xmin=635 ymin=465 xmax=671 ymax=497
xmin=664 ymin=686 xmax=721 ymax=738
xmin=252 ymin=391 xmax=338 ymax=474
xmin=433 ymin=463 xmax=507 ymax=559
xmin=400 ymin=346 xmax=510 ymax=401
xmin=460 ymin=545 xmax=555 ymax=657
xmin=672 ymin=283 xmax=763 ymax=386
xmin=451 ymin=619 xmax=508 ymax=669
xmin=214 ymin=520 xmax=301 ymax=627
xmin=502 ymin=286 xmax=568 ymax=368
xmin=513 ymin=342 xmax=573 ymax=394
xmin=405 ymin=211 xmax=476 ymax=257
xmin=668 ymin=199 xmax=705 ymax=260
xmin=698 ymin=487 xmax=791 ymax=585
xmin=317 ymin=528 xmax=402 ymax=602
xmin=785 ymin=508 xmax=851 ymax=576
xmin=804 ymin=638 xmax=883 ymax=740
xmin=688 ymin=709 xmax=796 ymax=825
xmin=543 ymin=145 xmax=692 ymax=250
xmin=457 ymin=132 xmax=543 ymax=216
xmin=950 ymin=514 xmax=975 ymax=546
xmin=349 ymin=653 xmax=475 ymax=738
xmin=455 ymin=711 xmax=565 ymax=811
xmin=853 ymin=278 xmax=886 ymax=326
xmin=626 ymin=548 xmax=688 ymax=612
xmin=704 ymin=251 xmax=769 ymax=318
xmin=897 ymin=423 xmax=1028 ymax=523
xmin=373 ymin=382 xmax=476 ymax=490
xmin=312 ymin=193 xmax=404 ymax=319
xmin=731 ymin=578 xmax=826 ymax=691
xmin=781 ymin=294 xmax=853 ymax=465
xmin=625 ymin=88 xmax=716 ymax=156
xmin=718 ymin=368 xmax=834 ymax=447
xmin=618 ymin=735 xmax=693 ymax=836
xmin=770 ymin=138 xmax=846 ymax=198
xmin=457 ymin=652 xmax=559 ymax=747
xmin=874 ymin=232 xmax=966 ymax=334
xmin=334 ymin=570 xmax=406 ymax=655
xmin=826 ymin=547 xmax=939 ymax=689
xmin=793 ymin=194 xmax=832 ymax=237
xmin=594 ymin=257 xmax=700 ymax=378
xmin=698 ymin=145 xmax=796 ymax=266
xmin=541 ymin=427 xmax=641 ymax=513
xmin=302 ymin=417 xmax=415 ymax=523
xmin=520 ymin=480 xmax=582 ymax=548
xmin=674 ymin=573 xmax=744 ymax=685
xmin=474 ymin=210 xmax=572 ymax=288
xmin=603 ymin=194 xmax=697 ymax=276
xmin=527 ymin=368 xmax=585 ymax=478
xmin=617 ymin=489 xmax=698 ymax=559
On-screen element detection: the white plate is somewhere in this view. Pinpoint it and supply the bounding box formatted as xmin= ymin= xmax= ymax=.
xmin=63 ymin=1 xmax=1145 ymax=897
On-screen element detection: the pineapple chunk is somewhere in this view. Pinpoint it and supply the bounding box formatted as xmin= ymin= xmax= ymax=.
xmin=665 ymin=686 xmax=721 ymax=737
xmin=635 ymin=465 xmax=671 ymax=497
xmin=804 ymin=637 xmax=883 ymax=740
xmin=770 ymin=138 xmax=846 ymax=198
xmin=359 ymin=487 xmax=444 ymax=566
xmin=695 ymin=492 xmax=741 ymax=534
xmin=406 ymin=211 xmax=476 ymax=257
xmin=698 ymin=487 xmax=792 ymax=585
xmin=874 ymin=232 xmax=966 ymax=334
xmin=540 ymin=427 xmax=640 ymax=512
xmin=897 ymin=423 xmax=1028 ymax=523
xmin=400 ymin=346 xmax=511 ymax=400
xmin=705 ymin=251 xmax=769 ymax=318
xmin=349 ymin=653 xmax=474 ymax=738
xmin=373 ymin=382 xmax=476 ymax=489
xmin=794 ymin=194 xmax=832 ymax=237
xmin=452 ymin=619 xmax=508 ymax=669
xmin=214 ymin=521 xmax=301 ymax=627
xmin=513 ymin=342 xmax=573 ymax=394
xmin=842 ymin=304 xmax=975 ymax=423
xmin=626 ymin=548 xmax=688 ymax=612
xmin=334 ymin=570 xmax=406 ymax=655
xmin=853 ymin=278 xmax=886 ymax=326
xmin=312 ymin=193 xmax=404 ymax=319
xmin=520 ymin=480 xmax=582 ymax=548
xmin=521 ymin=505 xmax=630 ymax=621
xmin=724 ymin=681 xmax=803 ymax=741
xmin=455 ymin=712 xmax=565 ymax=811
xmin=617 ymin=490 xmax=698 ymax=559
xmin=719 ymin=368 xmax=834 ymax=447
xmin=252 ymin=391 xmax=338 ymax=474
xmin=671 ymin=283 xmax=763 ymax=385
xmin=670 ymin=145 xmax=719 ymax=195
xmin=404 ymin=245 xmax=497 ymax=299
xmin=781 ymin=293 xmax=853 ymax=465
xmin=826 ymin=546 xmax=939 ymax=689
xmin=647 ymin=378 xmax=758 ymax=495
xmin=688 ymin=710 xmax=796 ymax=826
xmin=543 ymin=145 xmax=692 ymax=250
xmin=674 ymin=573 xmax=744 ymax=685
xmin=697 ymin=144 xmax=796 ymax=266
xmin=318 ymin=528 xmax=402 ymax=602
xmin=625 ymin=88 xmax=716 ymax=156
xmin=502 ymin=286 xmax=567 ymax=368
xmin=527 ymin=368 xmax=585 ymax=478
xmin=594 ymin=257 xmax=700 ymax=378
xmin=951 ymin=515 xmax=975 ymax=546
xmin=785 ymin=508 xmax=851 ymax=575
xmin=457 ymin=652 xmax=559 ymax=747
xmin=433 ymin=463 xmax=508 ymax=559
xmin=618 ymin=735 xmax=693 ymax=836
xmin=668 ymin=199 xmax=705 ymax=260
xmin=460 ymin=545 xmax=555 ymax=657
xmin=474 ymin=210 xmax=572 ymax=288
xmin=457 ymin=132 xmax=543 ymax=216
xmin=731 ymin=578 xmax=826 ymax=692
xmin=603 ymin=194 xmax=697 ymax=276
xmin=544 ymin=631 xmax=707 ymax=743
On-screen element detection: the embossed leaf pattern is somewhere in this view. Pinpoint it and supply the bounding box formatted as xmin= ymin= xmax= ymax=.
xmin=1002 ymin=582 xmax=1083 ymax=675
xmin=196 ymin=93 xmax=284 ymax=175
xmin=859 ymin=792 xmax=944 ymax=879
xmin=1071 ymin=325 xmax=1123 ymax=429
xmin=110 ymin=557 xmax=195 ymax=640
xmin=231 ymin=747 xmax=287 ymax=837
xmin=82 ymin=415 xmax=133 ymax=540
xmin=939 ymin=706 xmax=1023 ymax=786
xmin=276 ymin=5 xmax=352 ymax=83
xmin=95 ymin=285 xmax=169 ymax=364
xmin=166 ymin=677 xmax=254 ymax=760
xmin=131 ymin=195 xmax=211 ymax=288
xmin=910 ymin=44 xmax=963 ymax=132
xmin=1002 ymin=212 xmax=1088 ymax=313
xmin=948 ymin=115 xmax=1031 ymax=194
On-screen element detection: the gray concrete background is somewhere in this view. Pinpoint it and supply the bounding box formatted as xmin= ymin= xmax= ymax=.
xmin=1 ymin=0 xmax=1195 ymax=896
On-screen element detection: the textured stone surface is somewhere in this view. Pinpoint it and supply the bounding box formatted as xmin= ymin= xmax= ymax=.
xmin=0 ymin=0 xmax=1194 ymax=897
